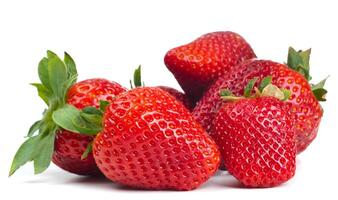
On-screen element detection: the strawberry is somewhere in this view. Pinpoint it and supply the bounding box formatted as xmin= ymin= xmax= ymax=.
xmin=92 ymin=87 xmax=220 ymax=190
xmin=57 ymin=87 xmax=220 ymax=190
xmin=212 ymin=78 xmax=296 ymax=187
xmin=213 ymin=89 xmax=296 ymax=187
xmin=193 ymin=48 xmax=326 ymax=153
xmin=131 ymin=66 xmax=193 ymax=110
xmin=164 ymin=31 xmax=256 ymax=103
xmin=157 ymin=86 xmax=193 ymax=110
xmin=52 ymin=130 xmax=98 ymax=175
xmin=52 ymin=78 xmax=127 ymax=175
xmin=9 ymin=51 xmax=126 ymax=176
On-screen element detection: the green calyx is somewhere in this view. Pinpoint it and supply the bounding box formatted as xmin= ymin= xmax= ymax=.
xmin=220 ymin=76 xmax=291 ymax=102
xmin=130 ymin=65 xmax=145 ymax=89
xmin=286 ymin=47 xmax=328 ymax=102
xmin=52 ymin=100 xmax=108 ymax=159
xmin=311 ymin=77 xmax=328 ymax=101
xmin=53 ymin=100 xmax=108 ymax=136
xmin=9 ymin=51 xmax=78 ymax=176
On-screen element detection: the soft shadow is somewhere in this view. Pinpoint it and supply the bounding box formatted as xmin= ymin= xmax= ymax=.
xmin=200 ymin=170 xmax=245 ymax=189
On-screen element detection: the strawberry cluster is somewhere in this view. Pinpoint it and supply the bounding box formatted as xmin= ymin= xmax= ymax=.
xmin=10 ymin=31 xmax=327 ymax=190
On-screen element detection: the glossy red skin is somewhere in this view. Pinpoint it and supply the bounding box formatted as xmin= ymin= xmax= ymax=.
xmin=53 ymin=130 xmax=99 ymax=175
xmin=213 ymin=97 xmax=296 ymax=187
xmin=164 ymin=31 xmax=256 ymax=102
xmin=52 ymin=78 xmax=127 ymax=175
xmin=193 ymin=60 xmax=322 ymax=153
xmin=93 ymin=87 xmax=220 ymax=190
xmin=157 ymin=86 xmax=193 ymax=110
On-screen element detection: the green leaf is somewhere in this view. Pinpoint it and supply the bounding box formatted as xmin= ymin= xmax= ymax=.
xmin=80 ymin=112 xmax=102 ymax=125
xmin=312 ymin=88 xmax=327 ymax=101
xmin=31 ymin=83 xmax=51 ymax=105
xmin=287 ymin=47 xmax=312 ymax=81
xmin=9 ymin=136 xmax=40 ymax=176
xmin=287 ymin=47 xmax=302 ymax=70
xmin=81 ymin=141 xmax=93 ymax=160
xmin=27 ymin=120 xmax=42 ymax=137
xmin=38 ymin=57 xmax=50 ymax=90
xmin=48 ymin=56 xmax=68 ymax=98
xmin=72 ymin=116 xmax=102 ymax=135
xmin=129 ymin=80 xmax=133 ymax=89
xmin=259 ymin=76 xmax=272 ymax=92
xmin=311 ymin=76 xmax=328 ymax=101
xmin=244 ymin=77 xmax=258 ymax=97
xmin=82 ymin=106 xmax=103 ymax=116
xmin=47 ymin=50 xmax=57 ymax=59
xmin=33 ymin=130 xmax=56 ymax=174
xmin=64 ymin=52 xmax=77 ymax=80
xmin=52 ymin=104 xmax=81 ymax=133
xmin=281 ymin=89 xmax=292 ymax=101
xmin=311 ymin=77 xmax=328 ymax=91
xmin=99 ymin=100 xmax=110 ymax=112
xmin=299 ymin=49 xmax=311 ymax=70
xmin=220 ymin=89 xmax=234 ymax=97
xmin=132 ymin=65 xmax=143 ymax=88
xmin=63 ymin=74 xmax=78 ymax=98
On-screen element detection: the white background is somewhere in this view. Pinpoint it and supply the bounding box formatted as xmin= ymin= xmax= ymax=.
xmin=0 ymin=0 xmax=337 ymax=199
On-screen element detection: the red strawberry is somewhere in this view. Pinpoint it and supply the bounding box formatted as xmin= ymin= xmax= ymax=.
xmin=131 ymin=66 xmax=193 ymax=110
xmin=52 ymin=130 xmax=98 ymax=175
xmin=9 ymin=51 xmax=126 ymax=176
xmin=164 ymin=31 xmax=256 ymax=102
xmin=92 ymin=87 xmax=220 ymax=190
xmin=213 ymin=94 xmax=296 ymax=187
xmin=52 ymin=78 xmax=126 ymax=175
xmin=156 ymin=86 xmax=193 ymax=110
xmin=193 ymin=48 xmax=326 ymax=153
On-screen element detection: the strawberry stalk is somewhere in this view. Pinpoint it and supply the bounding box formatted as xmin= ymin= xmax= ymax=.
xmin=287 ymin=47 xmax=328 ymax=101
xmin=9 ymin=51 xmax=78 ymax=176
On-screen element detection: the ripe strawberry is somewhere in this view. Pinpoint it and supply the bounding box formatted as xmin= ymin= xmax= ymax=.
xmin=193 ymin=48 xmax=326 ymax=153
xmin=213 ymin=94 xmax=296 ymax=187
xmin=164 ymin=31 xmax=256 ymax=102
xmin=92 ymin=87 xmax=220 ymax=190
xmin=52 ymin=78 xmax=127 ymax=175
xmin=131 ymin=66 xmax=193 ymax=110
xmin=9 ymin=51 xmax=126 ymax=176
xmin=156 ymin=86 xmax=193 ymax=110
xmin=52 ymin=130 xmax=98 ymax=175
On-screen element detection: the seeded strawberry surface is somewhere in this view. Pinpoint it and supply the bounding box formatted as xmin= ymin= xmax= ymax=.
xmin=52 ymin=78 xmax=127 ymax=175
xmin=212 ymin=97 xmax=296 ymax=187
xmin=193 ymin=59 xmax=322 ymax=153
xmin=67 ymin=78 xmax=127 ymax=109
xmin=93 ymin=87 xmax=220 ymax=190
xmin=52 ymin=130 xmax=99 ymax=175
xmin=164 ymin=31 xmax=256 ymax=102
xmin=157 ymin=86 xmax=193 ymax=110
